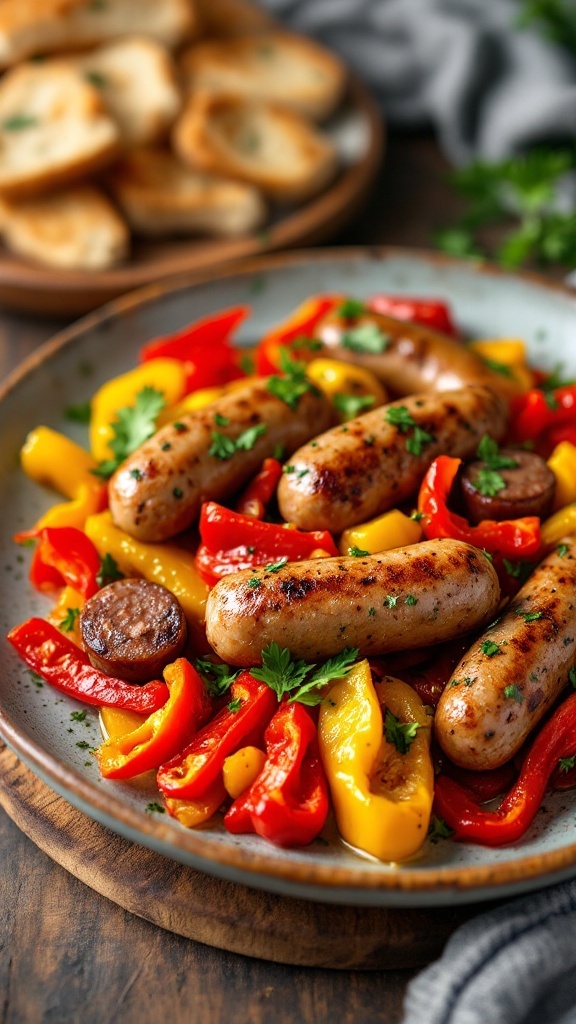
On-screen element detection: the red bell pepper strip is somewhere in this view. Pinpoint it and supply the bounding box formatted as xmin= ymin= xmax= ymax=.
xmin=24 ymin=526 xmax=101 ymax=600
xmin=8 ymin=618 xmax=168 ymax=712
xmin=418 ymin=455 xmax=542 ymax=559
xmin=434 ymin=691 xmax=576 ymax=846
xmin=157 ymin=672 xmax=277 ymax=800
xmin=96 ymin=659 xmax=212 ymax=779
xmin=367 ymin=295 xmax=457 ymax=336
xmin=438 ymin=761 xmax=519 ymax=803
xmin=195 ymin=501 xmax=339 ymax=586
xmin=224 ymin=701 xmax=329 ymax=847
xmin=255 ymin=295 xmax=341 ymax=375
xmin=509 ymin=384 xmax=576 ymax=445
xmin=235 ymin=458 xmax=283 ymax=519
xmin=139 ymin=306 xmax=250 ymax=393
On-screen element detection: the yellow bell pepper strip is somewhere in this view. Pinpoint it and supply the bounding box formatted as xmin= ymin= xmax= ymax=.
xmin=96 ymin=658 xmax=213 ymax=780
xmin=305 ymin=358 xmax=387 ymax=421
xmin=46 ymin=585 xmax=84 ymax=647
xmin=547 ymin=441 xmax=576 ymax=511
xmin=224 ymin=701 xmax=329 ymax=847
xmin=18 ymin=426 xmax=107 ymax=533
xmin=100 ymin=706 xmax=147 ymax=740
xmin=339 ymin=508 xmax=422 ymax=556
xmin=223 ymin=745 xmax=267 ymax=799
xmin=164 ymin=778 xmax=227 ymax=828
xmin=84 ymin=511 xmax=209 ymax=648
xmin=541 ymin=502 xmax=576 ymax=547
xmin=89 ymin=357 xmax=187 ymax=463
xmin=318 ymin=660 xmax=434 ymax=862
xmin=469 ymin=339 xmax=534 ymax=392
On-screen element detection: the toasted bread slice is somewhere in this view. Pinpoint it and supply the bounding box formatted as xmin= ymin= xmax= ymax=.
xmin=71 ymin=37 xmax=181 ymax=147
xmin=0 ymin=0 xmax=196 ymax=69
xmin=0 ymin=62 xmax=120 ymax=199
xmin=173 ymin=92 xmax=338 ymax=204
xmin=0 ymin=183 xmax=129 ymax=269
xmin=195 ymin=0 xmax=274 ymax=39
xmin=180 ymin=30 xmax=346 ymax=121
xmin=108 ymin=147 xmax=267 ymax=237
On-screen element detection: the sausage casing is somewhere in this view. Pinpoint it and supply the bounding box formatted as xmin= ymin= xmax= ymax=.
xmin=205 ymin=538 xmax=501 ymax=665
xmin=108 ymin=378 xmax=333 ymax=542
xmin=277 ymin=385 xmax=507 ymax=534
xmin=435 ymin=537 xmax=576 ymax=770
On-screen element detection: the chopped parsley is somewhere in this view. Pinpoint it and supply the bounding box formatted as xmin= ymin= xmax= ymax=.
xmin=266 ymin=348 xmax=317 ymax=410
xmin=341 ymin=322 xmax=390 ymax=354
xmin=85 ymin=70 xmax=107 ymax=88
xmin=559 ymin=756 xmax=576 ymax=774
xmin=558 ymin=543 xmax=570 ymax=558
xmin=384 ymin=595 xmax=399 ymax=608
xmin=214 ymin=412 xmax=230 ymax=427
xmin=384 ymin=708 xmax=423 ymax=755
xmin=92 ymin=386 xmax=166 ymax=478
xmin=515 ymin=608 xmax=543 ymax=622
xmin=333 ymin=392 xmax=376 ymax=420
xmin=405 ymin=594 xmax=418 ymax=606
xmin=146 ymin=802 xmax=165 ymax=814
xmin=96 ymin=553 xmax=124 ymax=588
xmin=248 ymin=576 xmax=261 ymax=588
xmin=480 ymin=639 xmax=502 ymax=657
xmin=70 ymin=710 xmax=87 ymax=722
xmin=2 ymin=114 xmax=38 ymax=131
xmin=385 ymin=405 xmax=434 ymax=456
xmin=503 ymin=684 xmax=524 ymax=703
xmin=64 ymin=401 xmax=91 ymax=423
xmin=473 ymin=435 xmax=518 ymax=496
xmin=195 ymin=657 xmax=240 ymax=698
xmin=59 ymin=607 xmax=80 ymax=632
xmin=348 ymin=546 xmax=370 ymax=557
xmin=264 ymin=559 xmax=288 ymax=573
xmin=570 ymin=666 xmax=576 ymax=688
xmin=338 ymin=298 xmax=366 ymax=319
xmin=209 ymin=423 xmax=267 ymax=460
xmin=251 ymin=642 xmax=358 ymax=706
xmin=428 ymin=816 xmax=454 ymax=844
xmin=227 ymin=698 xmax=243 ymax=713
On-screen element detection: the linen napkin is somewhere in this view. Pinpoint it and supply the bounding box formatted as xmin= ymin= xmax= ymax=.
xmin=260 ymin=0 xmax=576 ymax=164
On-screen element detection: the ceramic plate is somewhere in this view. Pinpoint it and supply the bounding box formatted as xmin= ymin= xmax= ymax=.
xmin=0 ymin=79 xmax=383 ymax=319
xmin=2 ymin=247 xmax=576 ymax=909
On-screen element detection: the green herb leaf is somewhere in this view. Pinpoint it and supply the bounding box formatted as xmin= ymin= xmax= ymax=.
xmin=93 ymin=386 xmax=166 ymax=478
xmin=570 ymin=666 xmax=576 ymax=688
xmin=85 ymin=70 xmax=107 ymax=88
xmin=515 ymin=608 xmax=544 ymax=622
xmin=406 ymin=425 xmax=434 ymax=456
xmin=96 ymin=552 xmax=124 ymax=588
xmin=348 ymin=545 xmax=370 ymax=557
xmin=146 ymin=801 xmax=165 ymax=814
xmin=503 ymin=683 xmax=524 ymax=703
xmin=266 ymin=347 xmax=318 ymax=411
xmin=209 ymin=423 xmax=267 ymax=460
xmin=474 ymin=467 xmax=507 ymax=496
xmin=251 ymin=642 xmax=358 ymax=706
xmin=480 ymin=639 xmax=502 ymax=657
xmin=59 ymin=607 xmax=80 ymax=632
xmin=338 ymin=298 xmax=366 ymax=319
xmin=227 ymin=698 xmax=242 ymax=713
xmin=333 ymin=392 xmax=376 ymax=420
xmin=288 ymin=647 xmax=359 ymax=706
xmin=2 ymin=114 xmax=38 ymax=131
xmin=195 ymin=657 xmax=240 ymax=698
xmin=264 ymin=558 xmax=288 ymax=573
xmin=428 ymin=816 xmax=454 ymax=844
xmin=341 ymin=322 xmax=390 ymax=354
xmin=476 ymin=435 xmax=519 ymax=470
xmin=559 ymin=755 xmax=576 ymax=774
xmin=385 ymin=405 xmax=416 ymax=432
xmin=214 ymin=412 xmax=230 ymax=427
xmin=384 ymin=708 xmax=423 ymax=755
xmin=64 ymin=401 xmax=91 ymax=423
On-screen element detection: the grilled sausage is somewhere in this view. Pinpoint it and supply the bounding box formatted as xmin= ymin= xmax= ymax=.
xmin=205 ymin=538 xmax=501 ymax=665
xmin=314 ymin=308 xmax=524 ymax=403
xmin=108 ymin=378 xmax=333 ymax=542
xmin=80 ymin=578 xmax=187 ymax=682
xmin=277 ymin=385 xmax=508 ymax=534
xmin=435 ymin=537 xmax=576 ymax=770
xmin=460 ymin=449 xmax=556 ymax=524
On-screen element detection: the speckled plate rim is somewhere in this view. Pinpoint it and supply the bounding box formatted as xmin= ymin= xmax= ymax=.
xmin=3 ymin=245 xmax=576 ymax=907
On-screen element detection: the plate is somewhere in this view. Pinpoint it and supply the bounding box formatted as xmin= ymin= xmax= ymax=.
xmin=0 ymin=78 xmax=383 ymax=319
xmin=2 ymin=246 xmax=576 ymax=909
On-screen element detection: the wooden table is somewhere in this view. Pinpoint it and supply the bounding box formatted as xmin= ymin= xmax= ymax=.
xmin=0 ymin=134 xmax=505 ymax=1024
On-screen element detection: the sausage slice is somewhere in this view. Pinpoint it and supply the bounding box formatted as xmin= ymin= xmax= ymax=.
xmin=80 ymin=578 xmax=187 ymax=682
xmin=460 ymin=449 xmax=555 ymax=524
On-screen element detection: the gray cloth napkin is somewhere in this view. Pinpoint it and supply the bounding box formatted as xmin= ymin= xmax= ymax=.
xmin=260 ymin=0 xmax=576 ymax=164
xmin=402 ymin=878 xmax=576 ymax=1024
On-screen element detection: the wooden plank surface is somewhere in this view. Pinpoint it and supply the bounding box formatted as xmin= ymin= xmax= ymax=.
xmin=0 ymin=133 xmax=527 ymax=1024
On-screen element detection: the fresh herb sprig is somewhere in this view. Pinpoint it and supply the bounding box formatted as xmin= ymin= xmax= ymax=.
xmin=473 ymin=435 xmax=518 ymax=497
xmin=92 ymin=386 xmax=166 ymax=479
xmin=266 ymin=348 xmax=319 ymax=410
xmin=251 ymin=642 xmax=359 ymax=706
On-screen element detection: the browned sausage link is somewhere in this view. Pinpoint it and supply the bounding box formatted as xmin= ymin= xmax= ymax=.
xmin=435 ymin=537 xmax=576 ymax=771
xmin=205 ymin=538 xmax=501 ymax=665
xmin=277 ymin=385 xmax=508 ymax=534
xmin=108 ymin=378 xmax=333 ymax=542
xmin=314 ymin=309 xmax=524 ymax=403
xmin=80 ymin=578 xmax=187 ymax=682
xmin=460 ymin=449 xmax=556 ymax=524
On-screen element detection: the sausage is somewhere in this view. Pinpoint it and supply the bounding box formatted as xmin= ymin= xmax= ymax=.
xmin=108 ymin=378 xmax=333 ymax=542
xmin=314 ymin=308 xmax=524 ymax=403
xmin=205 ymin=538 xmax=501 ymax=665
xmin=434 ymin=537 xmax=576 ymax=770
xmin=460 ymin=449 xmax=556 ymax=524
xmin=277 ymin=385 xmax=508 ymax=534
xmin=80 ymin=578 xmax=187 ymax=682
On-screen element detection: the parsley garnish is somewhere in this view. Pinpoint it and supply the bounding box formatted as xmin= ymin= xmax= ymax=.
xmin=405 ymin=594 xmax=418 ymax=606
xmin=384 ymin=595 xmax=398 ymax=608
xmin=92 ymin=386 xmax=166 ymax=478
xmin=70 ymin=710 xmax=87 ymax=722
xmin=558 ymin=543 xmax=570 ymax=557
xmin=2 ymin=114 xmax=38 ymax=131
xmin=146 ymin=802 xmax=165 ymax=814
xmin=338 ymin=298 xmax=366 ymax=319
xmin=251 ymin=642 xmax=359 ymax=706
xmin=214 ymin=412 xmax=230 ymax=427
xmin=428 ymin=816 xmax=454 ymax=844
xmin=570 ymin=666 xmax=576 ymax=688
xmin=559 ymin=755 xmax=576 ymax=774
xmin=384 ymin=708 xmax=423 ymax=755
xmin=85 ymin=70 xmax=107 ymax=88
xmin=503 ymin=684 xmax=524 ymax=703
xmin=266 ymin=348 xmax=317 ymax=410
xmin=341 ymin=323 xmax=390 ymax=354
xmin=473 ymin=436 xmax=519 ymax=496
xmin=96 ymin=552 xmax=124 ymax=588
xmin=480 ymin=639 xmax=501 ymax=657
xmin=209 ymin=423 xmax=267 ymax=460
xmin=227 ymin=698 xmax=242 ymax=713
xmin=248 ymin=576 xmax=261 ymax=588
xmin=264 ymin=559 xmax=288 ymax=573
xmin=195 ymin=657 xmax=240 ymax=698
xmin=333 ymin=392 xmax=376 ymax=420
xmin=411 ymin=510 xmax=425 ymax=521
xmin=515 ymin=608 xmax=543 ymax=622
xmin=64 ymin=401 xmax=91 ymax=423
xmin=474 ymin=467 xmax=507 ymax=497
xmin=385 ymin=406 xmax=434 ymax=456
xmin=348 ymin=545 xmax=370 ymax=557
xmin=59 ymin=607 xmax=80 ymax=632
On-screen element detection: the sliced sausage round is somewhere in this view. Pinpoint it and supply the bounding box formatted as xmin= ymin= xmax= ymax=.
xmin=80 ymin=579 xmax=187 ymax=682
xmin=460 ymin=449 xmax=555 ymax=524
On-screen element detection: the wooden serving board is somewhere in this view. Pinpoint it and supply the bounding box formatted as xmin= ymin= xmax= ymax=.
xmin=0 ymin=744 xmax=485 ymax=970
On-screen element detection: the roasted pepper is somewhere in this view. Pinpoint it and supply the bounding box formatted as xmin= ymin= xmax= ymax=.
xmin=164 ymin=778 xmax=227 ymax=828
xmin=547 ymin=441 xmax=576 ymax=511
xmin=18 ymin=426 xmax=107 ymax=532
xmin=255 ymin=295 xmax=341 ymax=375
xmin=223 ymin=745 xmax=267 ymax=799
xmin=8 ymin=618 xmax=168 ymax=712
xmin=96 ymin=658 xmax=212 ymax=779
xmin=318 ymin=661 xmax=434 ymax=862
xmin=84 ymin=511 xmax=208 ymax=647
xmin=157 ymin=672 xmax=277 ymax=801
xmin=235 ymin=458 xmax=283 ymax=519
xmin=418 ymin=455 xmax=542 ymax=558
xmin=195 ymin=501 xmax=338 ymax=586
xmin=339 ymin=508 xmax=422 ymax=556
xmin=434 ymin=691 xmax=576 ymax=846
xmin=224 ymin=702 xmax=329 ymax=847
xmin=89 ymin=358 xmax=187 ymax=462
xmin=367 ymin=295 xmax=456 ymax=336
xmin=46 ymin=585 xmax=84 ymax=647
xmin=27 ymin=526 xmax=101 ymax=600
xmin=541 ymin=505 xmax=576 ymax=547
xmin=139 ymin=305 xmax=249 ymax=393
xmin=509 ymin=382 xmax=576 ymax=454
